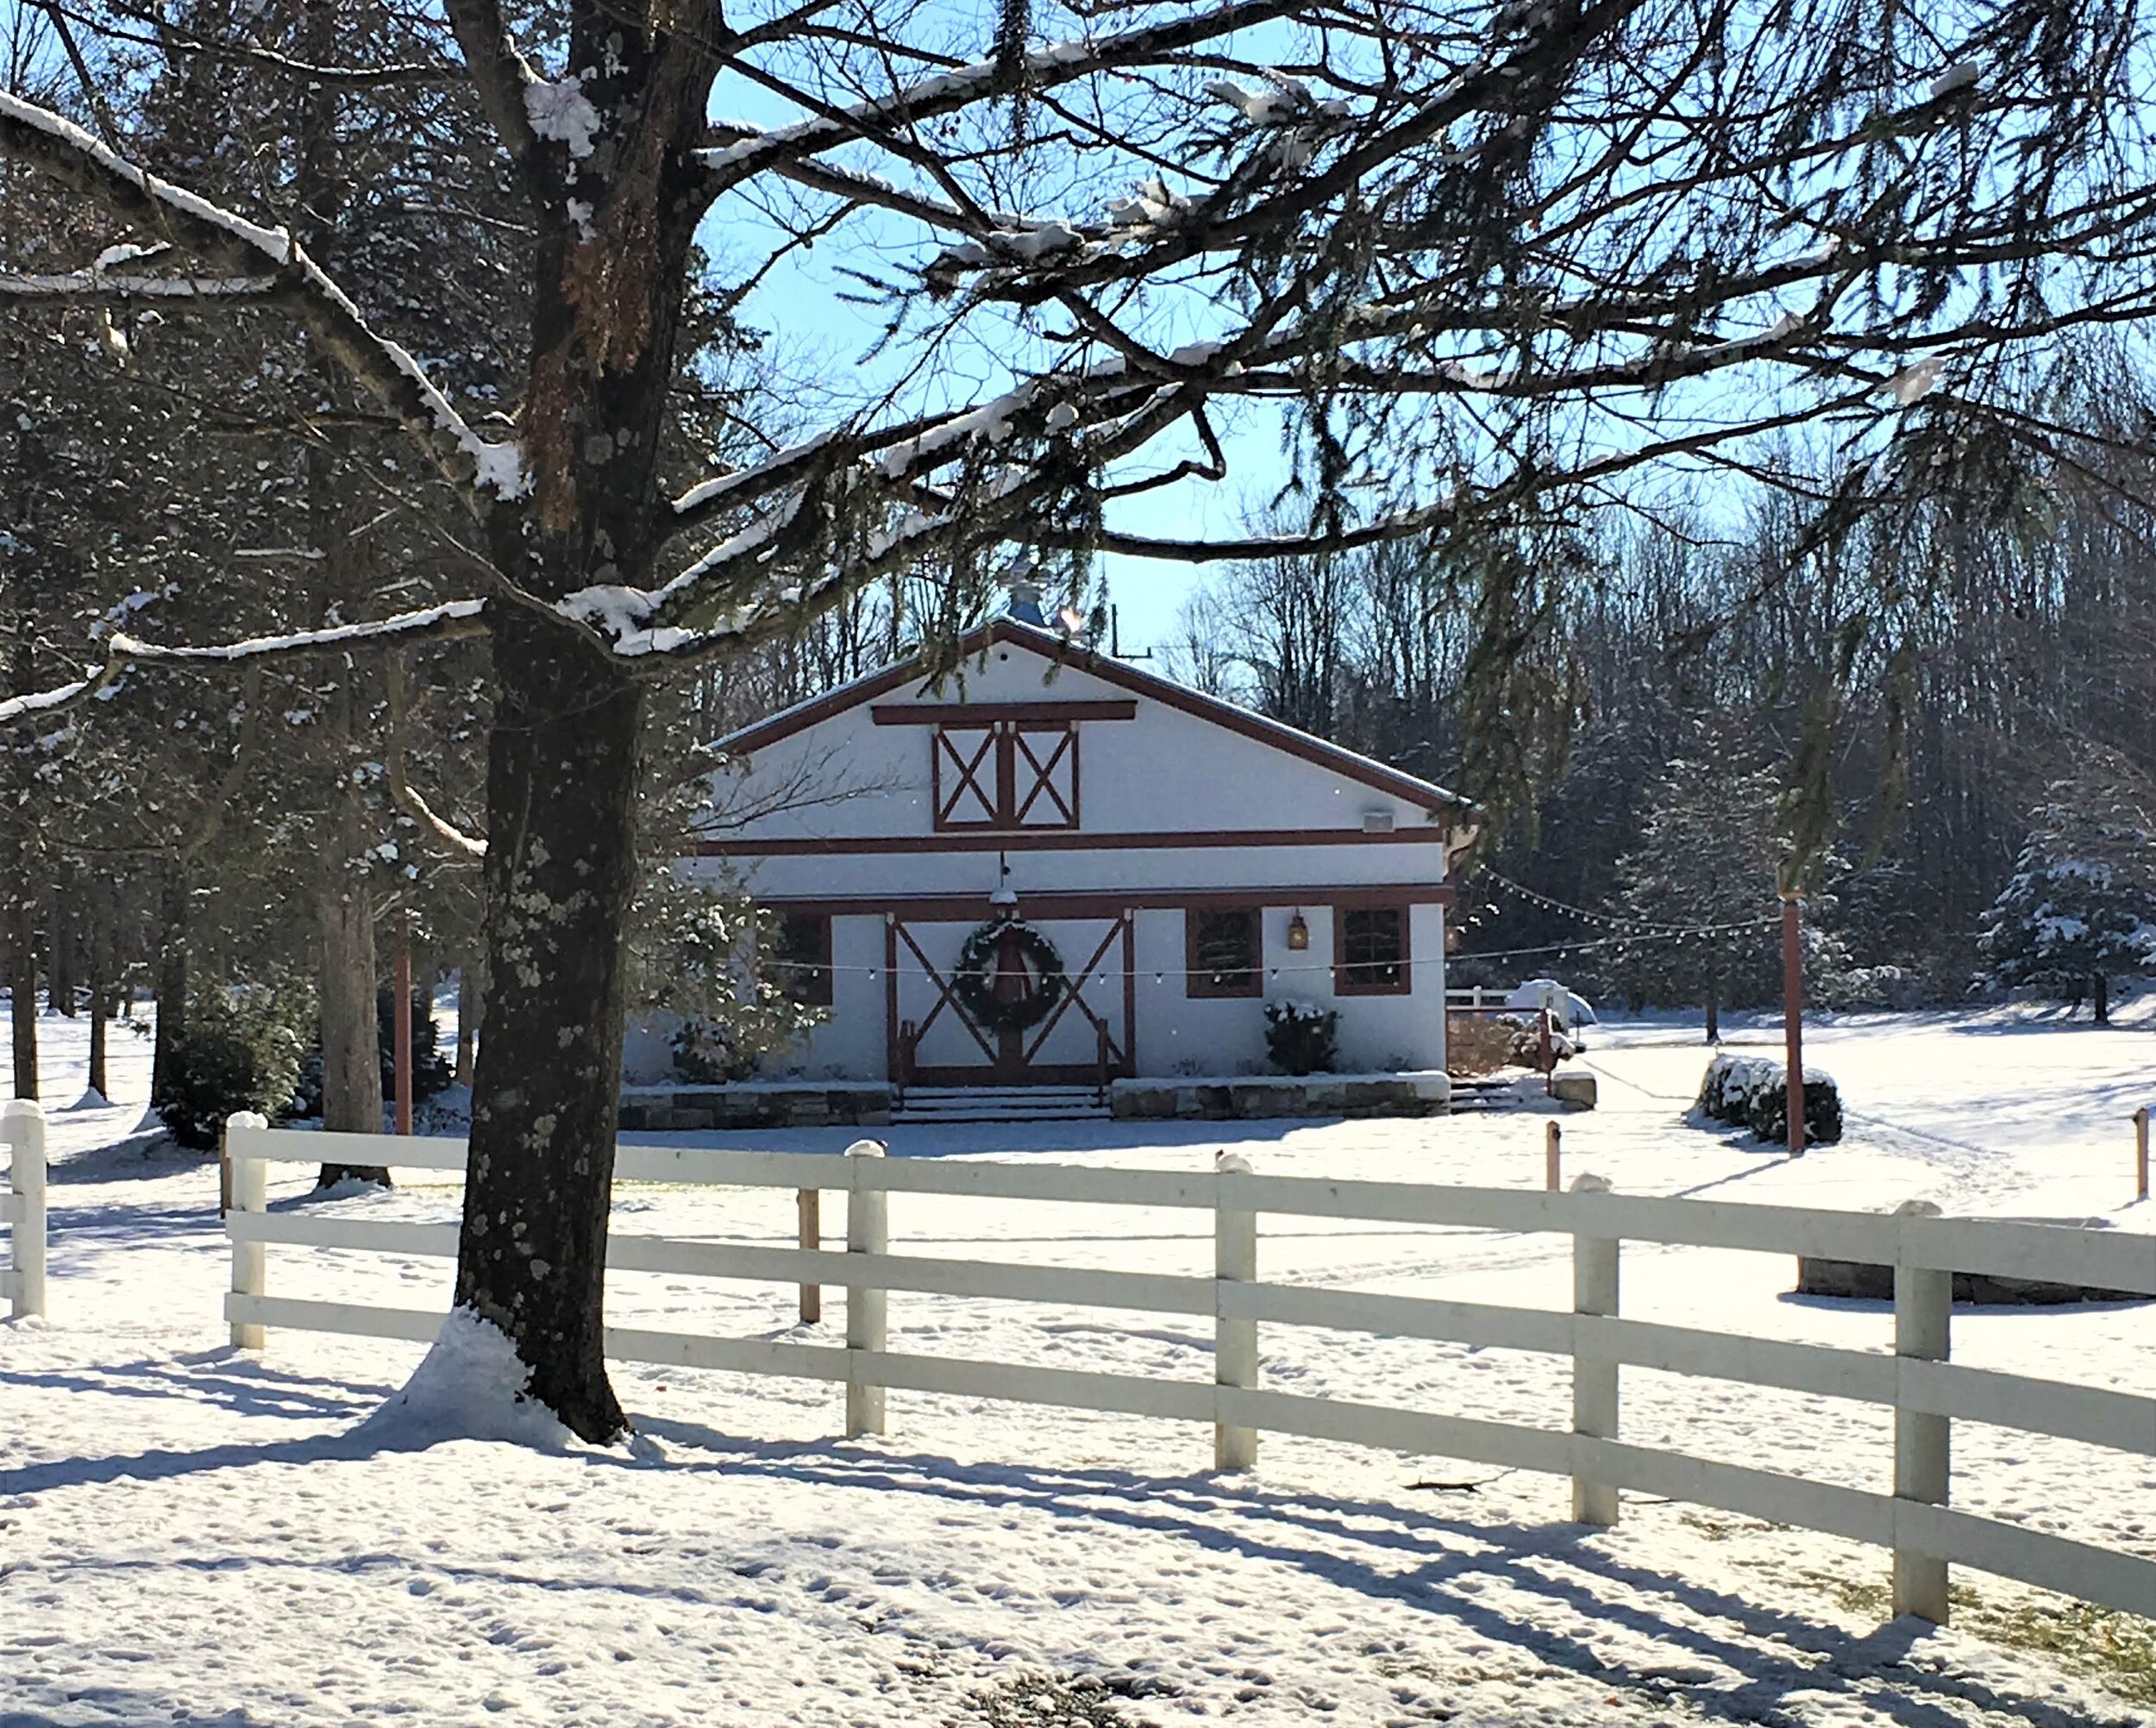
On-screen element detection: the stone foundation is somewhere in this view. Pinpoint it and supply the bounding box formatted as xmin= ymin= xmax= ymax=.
xmin=1110 ymin=1072 xmax=1451 ymax=1122
xmin=618 ymin=1084 xmax=893 ymax=1132
xmin=1796 ymin=1255 xmax=2148 ymax=1305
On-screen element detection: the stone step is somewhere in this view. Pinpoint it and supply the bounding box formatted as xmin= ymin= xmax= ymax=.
xmin=893 ymin=1085 xmax=1110 ymax=1124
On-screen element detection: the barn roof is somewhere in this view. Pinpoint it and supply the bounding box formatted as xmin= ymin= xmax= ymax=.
xmin=715 ymin=617 xmax=1480 ymax=818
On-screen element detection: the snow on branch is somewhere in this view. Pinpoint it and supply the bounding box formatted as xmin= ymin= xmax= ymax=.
xmin=0 ymin=90 xmax=529 ymax=507
xmin=0 ymin=267 xmax=281 ymax=304
xmin=0 ymin=600 xmax=490 ymax=731
xmin=692 ymin=1 xmax=1301 ymax=199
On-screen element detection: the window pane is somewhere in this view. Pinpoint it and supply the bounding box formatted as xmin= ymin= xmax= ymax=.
xmin=774 ymin=913 xmax=833 ymax=1007
xmin=1341 ymin=908 xmax=1405 ymax=991
xmin=1188 ymin=909 xmax=1258 ymax=996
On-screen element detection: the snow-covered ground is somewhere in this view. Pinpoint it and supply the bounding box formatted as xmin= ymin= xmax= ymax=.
xmin=2 ymin=1005 xmax=2152 ymax=1725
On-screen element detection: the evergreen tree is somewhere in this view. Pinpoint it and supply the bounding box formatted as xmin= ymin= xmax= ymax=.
xmin=1607 ymin=754 xmax=1786 ymax=1040
xmin=1978 ymin=754 xmax=2156 ymax=1024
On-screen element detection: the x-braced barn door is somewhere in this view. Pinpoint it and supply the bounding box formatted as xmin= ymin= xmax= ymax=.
xmin=887 ymin=912 xmax=1133 ymax=1088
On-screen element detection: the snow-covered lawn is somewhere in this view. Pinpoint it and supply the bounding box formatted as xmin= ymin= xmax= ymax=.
xmin=2 ymin=1005 xmax=2152 ymax=1725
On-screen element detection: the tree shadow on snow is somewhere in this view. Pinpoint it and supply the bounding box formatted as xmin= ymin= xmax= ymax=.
xmin=610 ymin=1420 xmax=2140 ymax=1728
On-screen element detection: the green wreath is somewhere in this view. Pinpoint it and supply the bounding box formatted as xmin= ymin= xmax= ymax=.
xmin=952 ymin=918 xmax=1069 ymax=1034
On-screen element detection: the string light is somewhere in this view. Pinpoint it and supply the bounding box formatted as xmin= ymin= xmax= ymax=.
xmin=1472 ymin=866 xmax=1780 ymax=942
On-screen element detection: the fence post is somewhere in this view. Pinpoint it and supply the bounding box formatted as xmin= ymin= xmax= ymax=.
xmin=2136 ymin=1106 xmax=2149 ymax=1203
xmin=1892 ymin=1198 xmax=1952 ymax=1624
xmin=3 ymin=1100 xmax=47 ymax=1320
xmin=1214 ymin=1152 xmax=1259 ymax=1472
xmin=797 ymin=1188 xmax=822 ymax=1325
xmin=1545 ymin=1121 xmax=1562 ymax=1193
xmin=1570 ymin=1171 xmax=1620 ymax=1525
xmin=226 ymin=1111 xmax=270 ymax=1349
xmin=843 ymin=1139 xmax=887 ymax=1437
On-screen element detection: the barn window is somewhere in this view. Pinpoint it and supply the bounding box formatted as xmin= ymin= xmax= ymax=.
xmin=1186 ymin=908 xmax=1261 ymax=999
xmin=770 ymin=911 xmax=834 ymax=1007
xmin=933 ymin=722 xmax=1078 ymax=831
xmin=1335 ymin=905 xmax=1409 ymax=995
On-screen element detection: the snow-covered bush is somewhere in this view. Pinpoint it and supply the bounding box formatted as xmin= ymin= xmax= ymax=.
xmin=1743 ymin=1071 xmax=1844 ymax=1146
xmin=671 ymin=1017 xmax=755 ymax=1084
xmin=1695 ymin=1053 xmax=1841 ymax=1144
xmin=1697 ymin=1054 xmax=1777 ymax=1120
xmin=1263 ymin=1000 xmax=1338 ymax=1075
xmin=154 ymin=997 xmax=304 ymax=1151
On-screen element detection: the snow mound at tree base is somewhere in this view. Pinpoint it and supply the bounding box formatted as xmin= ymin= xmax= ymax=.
xmin=355 ymin=1307 xmax=576 ymax=1452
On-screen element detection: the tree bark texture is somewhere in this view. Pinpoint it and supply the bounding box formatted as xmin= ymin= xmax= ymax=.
xmin=88 ymin=982 xmax=109 ymax=1099
xmin=457 ymin=611 xmax=645 ymax=1442
xmin=151 ymin=860 xmax=189 ymax=1102
xmin=317 ymin=812 xmax=389 ymax=1186
xmin=7 ymin=878 xmax=35 ymax=1100
xmin=448 ymin=22 xmax=718 ymax=1442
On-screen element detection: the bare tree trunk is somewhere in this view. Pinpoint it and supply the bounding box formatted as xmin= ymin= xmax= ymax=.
xmin=7 ymin=880 xmax=35 ymax=1100
xmin=457 ymin=612 xmax=643 ymax=1443
xmin=151 ymin=859 xmax=188 ymax=1103
xmin=49 ymin=886 xmax=74 ymax=1016
xmin=2093 ymin=972 xmax=2110 ymax=1026
xmin=88 ymin=981 xmax=109 ymax=1099
xmin=316 ymin=834 xmax=389 ymax=1187
xmin=1703 ymin=973 xmax=1720 ymax=1044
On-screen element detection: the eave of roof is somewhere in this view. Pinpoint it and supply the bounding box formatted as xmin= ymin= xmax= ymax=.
xmin=712 ymin=617 xmax=1481 ymax=818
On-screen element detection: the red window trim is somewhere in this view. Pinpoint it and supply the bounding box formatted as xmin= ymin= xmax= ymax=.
xmin=1333 ymin=903 xmax=1411 ymax=996
xmin=1184 ymin=907 xmax=1263 ymax=999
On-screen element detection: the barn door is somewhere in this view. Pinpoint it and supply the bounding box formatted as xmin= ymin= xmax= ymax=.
xmin=888 ymin=913 xmax=1131 ymax=1087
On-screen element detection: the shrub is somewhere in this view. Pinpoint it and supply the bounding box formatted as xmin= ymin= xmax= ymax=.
xmin=1264 ymin=1000 xmax=1338 ymax=1075
xmin=154 ymin=997 xmax=304 ymax=1151
xmin=286 ymin=986 xmax=455 ymax=1118
xmin=1744 ymin=1073 xmax=1844 ymax=1146
xmin=1696 ymin=1053 xmax=1842 ymax=1145
xmin=672 ymin=1017 xmax=755 ymax=1084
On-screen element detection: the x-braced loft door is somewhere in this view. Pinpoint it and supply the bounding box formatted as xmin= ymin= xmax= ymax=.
xmin=888 ymin=913 xmax=1133 ymax=1087
xmin=932 ymin=722 xmax=1079 ymax=830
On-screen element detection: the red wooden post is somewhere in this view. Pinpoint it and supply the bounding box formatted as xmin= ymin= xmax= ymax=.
xmin=394 ymin=912 xmax=414 ymax=1138
xmin=1782 ymin=892 xmax=1804 ymax=1156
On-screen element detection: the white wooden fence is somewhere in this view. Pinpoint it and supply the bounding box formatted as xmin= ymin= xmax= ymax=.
xmin=2 ymin=1099 xmax=47 ymax=1320
xmin=222 ymin=1121 xmax=2156 ymax=1625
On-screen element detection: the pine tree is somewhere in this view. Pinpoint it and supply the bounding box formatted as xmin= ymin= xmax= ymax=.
xmin=1978 ymin=754 xmax=2156 ymax=1023
xmin=1607 ymin=754 xmax=1786 ymax=1040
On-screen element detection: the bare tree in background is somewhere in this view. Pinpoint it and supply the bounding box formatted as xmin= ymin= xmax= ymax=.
xmin=6 ymin=0 xmax=2156 ymax=1437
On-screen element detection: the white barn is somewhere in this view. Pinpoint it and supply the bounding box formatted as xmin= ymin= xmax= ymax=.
xmin=674 ymin=610 xmax=1478 ymax=1113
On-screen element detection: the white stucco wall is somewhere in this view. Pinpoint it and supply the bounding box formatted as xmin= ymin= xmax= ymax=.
xmin=671 ymin=626 xmax=1461 ymax=1086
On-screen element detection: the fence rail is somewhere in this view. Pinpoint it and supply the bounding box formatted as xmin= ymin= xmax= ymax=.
xmin=2 ymin=1100 xmax=46 ymax=1319
xmin=222 ymin=1120 xmax=2156 ymax=1625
